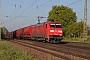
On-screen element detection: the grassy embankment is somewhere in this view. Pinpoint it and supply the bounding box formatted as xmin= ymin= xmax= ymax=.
xmin=0 ymin=39 xmax=90 ymax=60
xmin=0 ymin=40 xmax=39 ymax=60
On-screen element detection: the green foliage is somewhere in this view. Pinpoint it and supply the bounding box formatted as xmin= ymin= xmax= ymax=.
xmin=0 ymin=41 xmax=36 ymax=60
xmin=88 ymin=26 xmax=90 ymax=35
xmin=0 ymin=27 xmax=8 ymax=39
xmin=67 ymin=21 xmax=83 ymax=38
xmin=48 ymin=5 xmax=77 ymax=26
xmin=48 ymin=5 xmax=77 ymax=35
xmin=48 ymin=5 xmax=77 ymax=36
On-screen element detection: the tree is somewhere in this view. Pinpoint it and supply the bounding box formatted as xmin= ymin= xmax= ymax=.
xmin=88 ymin=26 xmax=90 ymax=36
xmin=67 ymin=22 xmax=83 ymax=38
xmin=48 ymin=5 xmax=77 ymax=36
xmin=0 ymin=27 xmax=8 ymax=39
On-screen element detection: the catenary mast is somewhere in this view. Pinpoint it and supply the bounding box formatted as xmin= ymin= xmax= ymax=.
xmin=83 ymin=0 xmax=88 ymax=42
xmin=0 ymin=0 xmax=1 ymax=40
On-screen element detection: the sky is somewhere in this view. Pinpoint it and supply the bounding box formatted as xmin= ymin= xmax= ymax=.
xmin=1 ymin=0 xmax=90 ymax=31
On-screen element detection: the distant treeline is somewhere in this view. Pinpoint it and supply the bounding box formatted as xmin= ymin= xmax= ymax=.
xmin=0 ymin=27 xmax=8 ymax=39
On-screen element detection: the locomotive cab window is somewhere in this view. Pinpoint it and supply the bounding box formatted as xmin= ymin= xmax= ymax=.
xmin=50 ymin=24 xmax=55 ymax=28
xmin=50 ymin=24 xmax=62 ymax=28
xmin=56 ymin=24 xmax=62 ymax=28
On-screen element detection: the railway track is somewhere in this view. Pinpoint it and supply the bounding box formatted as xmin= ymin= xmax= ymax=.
xmin=6 ymin=40 xmax=90 ymax=60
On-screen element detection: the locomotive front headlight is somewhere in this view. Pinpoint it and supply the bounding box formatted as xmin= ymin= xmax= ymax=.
xmin=58 ymin=30 xmax=62 ymax=33
xmin=50 ymin=30 xmax=54 ymax=32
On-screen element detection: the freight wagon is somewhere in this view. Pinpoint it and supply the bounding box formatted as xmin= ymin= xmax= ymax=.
xmin=16 ymin=28 xmax=24 ymax=39
xmin=5 ymin=30 xmax=17 ymax=40
xmin=6 ymin=21 xmax=63 ymax=43
xmin=23 ymin=25 xmax=33 ymax=39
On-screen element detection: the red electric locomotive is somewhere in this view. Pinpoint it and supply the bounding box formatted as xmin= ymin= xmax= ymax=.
xmin=31 ymin=21 xmax=63 ymax=43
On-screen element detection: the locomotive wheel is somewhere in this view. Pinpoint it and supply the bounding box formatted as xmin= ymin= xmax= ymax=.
xmin=49 ymin=40 xmax=54 ymax=43
xmin=43 ymin=40 xmax=46 ymax=43
xmin=49 ymin=40 xmax=59 ymax=43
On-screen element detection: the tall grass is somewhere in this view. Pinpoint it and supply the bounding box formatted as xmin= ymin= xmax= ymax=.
xmin=0 ymin=41 xmax=38 ymax=60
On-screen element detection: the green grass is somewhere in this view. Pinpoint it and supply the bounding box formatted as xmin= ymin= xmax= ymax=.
xmin=0 ymin=40 xmax=39 ymax=60
xmin=63 ymin=37 xmax=90 ymax=43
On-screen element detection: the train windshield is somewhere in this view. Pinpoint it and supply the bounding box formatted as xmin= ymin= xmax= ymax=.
xmin=50 ymin=24 xmax=62 ymax=28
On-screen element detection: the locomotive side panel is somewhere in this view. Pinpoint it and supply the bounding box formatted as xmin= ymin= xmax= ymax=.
xmin=31 ymin=23 xmax=47 ymax=41
xmin=31 ymin=21 xmax=63 ymax=43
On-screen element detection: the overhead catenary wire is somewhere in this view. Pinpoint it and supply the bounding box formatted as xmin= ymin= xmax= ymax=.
xmin=7 ymin=0 xmax=35 ymax=19
xmin=21 ymin=0 xmax=84 ymax=25
xmin=5 ymin=0 xmax=25 ymax=19
xmin=5 ymin=0 xmax=53 ymax=26
xmin=7 ymin=0 xmax=83 ymax=21
xmin=4 ymin=0 xmax=39 ymax=26
xmin=67 ymin=0 xmax=83 ymax=6
xmin=8 ymin=0 xmax=54 ymax=27
xmin=9 ymin=0 xmax=26 ymax=17
xmin=66 ymin=0 xmax=84 ymax=22
xmin=14 ymin=0 xmax=39 ymax=18
xmin=14 ymin=0 xmax=53 ymax=19
xmin=19 ymin=0 xmax=83 ymax=18
xmin=5 ymin=0 xmax=84 ymax=21
xmin=3 ymin=0 xmax=39 ymax=25
xmin=18 ymin=0 xmax=54 ymax=24
xmin=3 ymin=0 xmax=89 ymax=31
